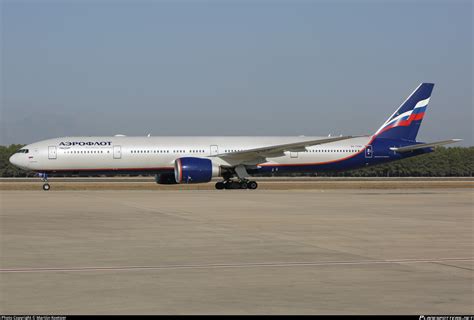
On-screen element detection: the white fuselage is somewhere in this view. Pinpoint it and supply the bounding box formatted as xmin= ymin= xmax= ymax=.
xmin=10 ymin=135 xmax=373 ymax=173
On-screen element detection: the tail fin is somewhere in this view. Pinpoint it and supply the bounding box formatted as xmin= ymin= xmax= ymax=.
xmin=374 ymin=83 xmax=434 ymax=141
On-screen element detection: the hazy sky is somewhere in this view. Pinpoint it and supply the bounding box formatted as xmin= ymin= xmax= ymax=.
xmin=1 ymin=0 xmax=472 ymax=146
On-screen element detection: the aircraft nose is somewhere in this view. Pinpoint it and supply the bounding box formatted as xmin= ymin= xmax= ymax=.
xmin=9 ymin=153 xmax=28 ymax=169
xmin=9 ymin=154 xmax=20 ymax=167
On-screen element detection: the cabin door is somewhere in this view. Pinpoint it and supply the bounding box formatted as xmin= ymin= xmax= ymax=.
xmin=210 ymin=145 xmax=219 ymax=156
xmin=113 ymin=145 xmax=122 ymax=159
xmin=48 ymin=146 xmax=57 ymax=159
xmin=365 ymin=145 xmax=373 ymax=158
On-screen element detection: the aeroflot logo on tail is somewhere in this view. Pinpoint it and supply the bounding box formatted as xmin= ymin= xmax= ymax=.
xmin=59 ymin=141 xmax=112 ymax=146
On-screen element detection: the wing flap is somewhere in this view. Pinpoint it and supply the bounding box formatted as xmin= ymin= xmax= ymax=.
xmin=390 ymin=139 xmax=462 ymax=153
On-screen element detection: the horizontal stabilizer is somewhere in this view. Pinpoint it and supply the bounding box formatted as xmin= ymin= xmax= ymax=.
xmin=389 ymin=139 xmax=462 ymax=153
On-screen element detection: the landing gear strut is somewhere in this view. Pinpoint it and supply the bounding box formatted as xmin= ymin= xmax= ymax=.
xmin=39 ymin=173 xmax=51 ymax=191
xmin=215 ymin=179 xmax=258 ymax=190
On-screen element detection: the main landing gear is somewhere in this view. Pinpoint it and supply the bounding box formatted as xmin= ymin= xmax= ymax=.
xmin=39 ymin=173 xmax=51 ymax=191
xmin=215 ymin=179 xmax=258 ymax=190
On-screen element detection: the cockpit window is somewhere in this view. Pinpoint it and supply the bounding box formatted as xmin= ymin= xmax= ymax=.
xmin=15 ymin=149 xmax=29 ymax=154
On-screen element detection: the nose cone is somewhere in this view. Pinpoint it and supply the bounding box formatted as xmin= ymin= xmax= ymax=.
xmin=9 ymin=154 xmax=20 ymax=167
xmin=9 ymin=153 xmax=27 ymax=169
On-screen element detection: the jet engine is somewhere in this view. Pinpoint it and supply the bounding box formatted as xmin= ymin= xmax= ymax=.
xmin=174 ymin=157 xmax=220 ymax=184
xmin=155 ymin=172 xmax=178 ymax=184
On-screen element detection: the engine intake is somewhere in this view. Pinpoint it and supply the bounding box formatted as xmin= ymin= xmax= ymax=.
xmin=174 ymin=157 xmax=220 ymax=184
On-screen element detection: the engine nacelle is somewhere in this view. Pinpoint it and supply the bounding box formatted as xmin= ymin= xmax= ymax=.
xmin=155 ymin=172 xmax=178 ymax=184
xmin=174 ymin=157 xmax=220 ymax=184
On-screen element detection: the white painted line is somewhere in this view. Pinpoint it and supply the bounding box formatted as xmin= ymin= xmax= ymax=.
xmin=1 ymin=257 xmax=472 ymax=274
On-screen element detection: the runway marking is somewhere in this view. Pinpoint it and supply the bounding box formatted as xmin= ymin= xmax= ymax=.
xmin=431 ymin=262 xmax=474 ymax=271
xmin=1 ymin=257 xmax=472 ymax=274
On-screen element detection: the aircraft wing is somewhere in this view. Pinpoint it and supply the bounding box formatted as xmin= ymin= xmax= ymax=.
xmin=389 ymin=139 xmax=462 ymax=153
xmin=212 ymin=136 xmax=354 ymax=164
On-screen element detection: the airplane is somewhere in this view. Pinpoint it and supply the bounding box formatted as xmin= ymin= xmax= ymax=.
xmin=9 ymin=83 xmax=461 ymax=191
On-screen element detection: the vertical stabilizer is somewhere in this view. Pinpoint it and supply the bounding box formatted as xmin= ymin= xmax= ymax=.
xmin=374 ymin=83 xmax=434 ymax=141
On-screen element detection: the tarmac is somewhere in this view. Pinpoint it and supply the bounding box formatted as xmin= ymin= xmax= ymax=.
xmin=0 ymin=185 xmax=473 ymax=314
xmin=0 ymin=177 xmax=472 ymax=190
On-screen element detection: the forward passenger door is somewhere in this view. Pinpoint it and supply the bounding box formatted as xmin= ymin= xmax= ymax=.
xmin=48 ymin=146 xmax=57 ymax=159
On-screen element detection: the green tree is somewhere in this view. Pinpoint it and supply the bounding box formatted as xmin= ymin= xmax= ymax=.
xmin=0 ymin=144 xmax=33 ymax=177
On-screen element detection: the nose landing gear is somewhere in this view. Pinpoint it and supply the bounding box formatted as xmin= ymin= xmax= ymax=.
xmin=39 ymin=173 xmax=51 ymax=191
